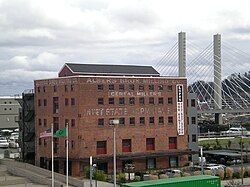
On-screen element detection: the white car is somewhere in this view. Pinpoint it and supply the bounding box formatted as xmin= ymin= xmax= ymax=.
xmin=226 ymin=127 xmax=248 ymax=136
xmin=0 ymin=139 xmax=9 ymax=148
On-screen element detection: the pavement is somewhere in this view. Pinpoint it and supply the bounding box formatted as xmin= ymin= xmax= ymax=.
xmin=222 ymin=178 xmax=250 ymax=187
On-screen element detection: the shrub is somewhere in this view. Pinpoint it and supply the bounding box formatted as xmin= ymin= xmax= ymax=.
xmin=93 ymin=170 xmax=107 ymax=181
xmin=173 ymin=173 xmax=181 ymax=178
xmin=159 ymin=174 xmax=169 ymax=179
xmin=240 ymin=167 xmax=245 ymax=178
xmin=204 ymin=170 xmax=212 ymax=175
xmin=117 ymin=173 xmax=126 ymax=183
xmin=226 ymin=167 xmax=234 ymax=179
xmin=217 ymin=169 xmax=224 ymax=180
xmin=233 ymin=172 xmax=240 ymax=179
xmin=183 ymin=172 xmax=191 ymax=177
xmin=134 ymin=176 xmax=141 ymax=182
xmin=149 ymin=174 xmax=158 ymax=180
xmin=194 ymin=171 xmax=201 ymax=176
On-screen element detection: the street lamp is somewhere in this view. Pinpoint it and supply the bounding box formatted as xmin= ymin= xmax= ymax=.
xmin=240 ymin=125 xmax=244 ymax=186
xmin=199 ymin=146 xmax=204 ymax=175
xmin=109 ymin=119 xmax=119 ymax=187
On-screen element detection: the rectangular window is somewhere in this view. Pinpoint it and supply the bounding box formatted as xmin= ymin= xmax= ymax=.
xmin=44 ymin=139 xmax=47 ymax=146
xmin=149 ymin=85 xmax=154 ymax=91
xmin=187 ymin=117 xmax=189 ymax=125
xmin=119 ymin=118 xmax=125 ymax=125
xmin=109 ymin=84 xmax=114 ymax=90
xmin=98 ymin=118 xmax=104 ymax=126
xmin=168 ymin=97 xmax=173 ymax=104
xmin=149 ymin=117 xmax=154 ymax=124
xmin=146 ymin=138 xmax=155 ymax=150
xmin=167 ymin=85 xmax=173 ymax=91
xmin=192 ymin=135 xmax=196 ymax=142
xmin=130 ymin=117 xmax=135 ymax=125
xmin=168 ymin=116 xmax=173 ymax=124
xmin=98 ymin=98 xmax=104 ymax=105
xmin=39 ymin=138 xmax=42 ymax=145
xmin=37 ymin=87 xmax=40 ymax=93
xmin=71 ymin=119 xmax=75 ymax=127
xmin=169 ymin=137 xmax=177 ymax=149
xmin=191 ymin=117 xmax=196 ymax=124
xmin=43 ymin=119 xmax=47 ymax=127
xmin=149 ymin=97 xmax=154 ymax=104
xmin=97 ymin=84 xmax=103 ymax=90
xmin=129 ymin=97 xmax=135 ymax=105
xmin=53 ymin=97 xmax=59 ymax=114
xmin=109 ymin=98 xmax=115 ymax=105
xmin=129 ymin=84 xmax=134 ymax=91
xmin=53 ymin=85 xmax=57 ymax=92
xmin=159 ymin=117 xmax=164 ymax=125
xmin=191 ymin=99 xmax=196 ymax=107
xmin=96 ymin=141 xmax=107 ymax=155
xmin=38 ymin=99 xmax=41 ymax=107
xmin=158 ymin=85 xmax=163 ymax=91
xmin=119 ymin=84 xmax=125 ymax=90
xmin=71 ymin=98 xmax=75 ymax=105
xmin=65 ymin=119 xmax=69 ymax=126
xmin=158 ymin=97 xmax=164 ymax=105
xmin=139 ymin=85 xmax=144 ymax=91
xmin=122 ymin=139 xmax=131 ymax=152
xmin=139 ymin=117 xmax=145 ymax=125
xmin=139 ymin=97 xmax=144 ymax=105
xmin=119 ymin=98 xmax=125 ymax=105
xmin=147 ymin=158 xmax=156 ymax=169
xmin=71 ymin=84 xmax=74 ymax=91
xmin=43 ymin=86 xmax=46 ymax=92
xmin=38 ymin=119 xmax=42 ymax=126
xmin=65 ymin=98 xmax=69 ymax=106
xmin=71 ymin=140 xmax=75 ymax=149
xmin=65 ymin=85 xmax=68 ymax=92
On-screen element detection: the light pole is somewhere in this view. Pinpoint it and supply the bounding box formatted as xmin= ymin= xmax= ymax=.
xmin=199 ymin=146 xmax=204 ymax=175
xmin=241 ymin=125 xmax=244 ymax=186
xmin=110 ymin=119 xmax=119 ymax=187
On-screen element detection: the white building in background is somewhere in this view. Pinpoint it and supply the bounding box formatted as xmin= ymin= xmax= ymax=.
xmin=0 ymin=96 xmax=21 ymax=129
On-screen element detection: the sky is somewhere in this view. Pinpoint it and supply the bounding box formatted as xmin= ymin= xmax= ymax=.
xmin=1 ymin=0 xmax=250 ymax=95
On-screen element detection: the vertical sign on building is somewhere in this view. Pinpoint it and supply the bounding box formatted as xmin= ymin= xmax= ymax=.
xmin=176 ymin=84 xmax=184 ymax=135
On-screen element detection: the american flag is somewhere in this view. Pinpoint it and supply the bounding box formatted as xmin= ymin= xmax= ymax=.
xmin=39 ymin=128 xmax=52 ymax=138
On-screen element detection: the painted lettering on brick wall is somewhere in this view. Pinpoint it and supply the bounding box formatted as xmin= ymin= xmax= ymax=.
xmin=176 ymin=84 xmax=184 ymax=135
xmin=83 ymin=107 xmax=164 ymax=116
xmin=108 ymin=91 xmax=162 ymax=97
xmin=86 ymin=78 xmax=181 ymax=84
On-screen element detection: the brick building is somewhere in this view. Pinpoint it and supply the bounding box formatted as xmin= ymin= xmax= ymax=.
xmin=35 ymin=63 xmax=191 ymax=176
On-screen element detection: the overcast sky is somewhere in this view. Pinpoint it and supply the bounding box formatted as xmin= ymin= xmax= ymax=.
xmin=1 ymin=0 xmax=250 ymax=95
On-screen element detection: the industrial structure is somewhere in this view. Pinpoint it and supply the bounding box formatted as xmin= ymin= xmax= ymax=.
xmin=35 ymin=63 xmax=192 ymax=176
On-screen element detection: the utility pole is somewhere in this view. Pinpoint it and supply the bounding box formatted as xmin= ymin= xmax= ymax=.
xmin=241 ymin=126 xmax=244 ymax=186
xmin=178 ymin=32 xmax=186 ymax=77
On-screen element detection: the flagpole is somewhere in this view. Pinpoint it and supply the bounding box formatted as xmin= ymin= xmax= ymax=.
xmin=66 ymin=124 xmax=69 ymax=187
xmin=51 ymin=123 xmax=54 ymax=187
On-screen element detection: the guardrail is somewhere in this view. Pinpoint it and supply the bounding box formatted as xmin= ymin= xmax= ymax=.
xmin=198 ymin=132 xmax=250 ymax=139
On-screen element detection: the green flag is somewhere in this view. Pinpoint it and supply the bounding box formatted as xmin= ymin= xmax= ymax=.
xmin=54 ymin=127 xmax=67 ymax=137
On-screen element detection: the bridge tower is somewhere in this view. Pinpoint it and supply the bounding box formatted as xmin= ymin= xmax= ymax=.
xmin=213 ymin=34 xmax=223 ymax=124
xmin=178 ymin=32 xmax=186 ymax=77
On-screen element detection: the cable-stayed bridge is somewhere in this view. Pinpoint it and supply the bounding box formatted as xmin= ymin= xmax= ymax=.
xmin=154 ymin=32 xmax=250 ymax=124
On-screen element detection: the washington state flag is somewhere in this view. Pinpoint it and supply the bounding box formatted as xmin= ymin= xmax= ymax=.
xmin=54 ymin=127 xmax=67 ymax=138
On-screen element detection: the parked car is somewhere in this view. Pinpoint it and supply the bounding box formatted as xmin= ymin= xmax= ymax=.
xmin=224 ymin=127 xmax=248 ymax=136
xmin=166 ymin=169 xmax=183 ymax=175
xmin=0 ymin=138 xmax=9 ymax=148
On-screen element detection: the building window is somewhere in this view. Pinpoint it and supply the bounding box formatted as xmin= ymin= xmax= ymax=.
xmin=71 ymin=119 xmax=75 ymax=127
xmin=39 ymin=138 xmax=42 ymax=145
xmin=53 ymin=85 xmax=57 ymax=92
xmin=167 ymin=85 xmax=173 ymax=91
xmin=129 ymin=97 xmax=135 ymax=105
xmin=169 ymin=137 xmax=177 ymax=149
xmin=44 ymin=139 xmax=47 ymax=146
xmin=139 ymin=117 xmax=145 ymax=125
xmin=97 ymin=84 xmax=103 ymax=90
xmin=119 ymin=84 xmax=125 ymax=90
xmin=192 ymin=135 xmax=196 ymax=142
xmin=129 ymin=84 xmax=134 ymax=91
xmin=139 ymin=97 xmax=144 ymax=105
xmin=37 ymin=87 xmax=40 ymax=93
xmin=43 ymin=86 xmax=46 ymax=92
xmin=65 ymin=98 xmax=69 ymax=106
xmin=130 ymin=117 xmax=135 ymax=125
xmin=71 ymin=140 xmax=75 ymax=149
xmin=122 ymin=139 xmax=131 ymax=152
xmin=139 ymin=85 xmax=144 ymax=91
xmin=98 ymin=98 xmax=104 ymax=105
xmin=9 ymin=108 xmax=11 ymax=110
xmin=44 ymin=119 xmax=47 ymax=127
xmin=146 ymin=138 xmax=155 ymax=151
xmin=168 ymin=97 xmax=173 ymax=104
xmin=159 ymin=117 xmax=164 ymax=125
xmin=109 ymin=84 xmax=114 ymax=90
xmin=53 ymin=97 xmax=59 ymax=114
xmin=71 ymin=98 xmax=75 ymax=105
xmin=149 ymin=97 xmax=154 ymax=104
xmin=147 ymin=158 xmax=156 ymax=169
xmin=149 ymin=85 xmax=154 ymax=91
xmin=168 ymin=116 xmax=173 ymax=124
xmin=109 ymin=98 xmax=115 ymax=105
xmin=65 ymin=119 xmax=69 ymax=126
xmin=158 ymin=97 xmax=164 ymax=105
xmin=70 ymin=85 xmax=74 ymax=91
xmin=65 ymin=85 xmax=68 ymax=92
xmin=38 ymin=99 xmax=41 ymax=106
xmin=149 ymin=117 xmax=154 ymax=125
xmin=119 ymin=98 xmax=125 ymax=105
xmin=119 ymin=118 xmax=125 ymax=125
xmin=158 ymin=85 xmax=163 ymax=91
xmin=191 ymin=117 xmax=196 ymax=124
xmin=98 ymin=118 xmax=104 ymax=126
xmin=38 ymin=119 xmax=42 ymax=126
xmin=96 ymin=141 xmax=107 ymax=155
xmin=43 ymin=99 xmax=47 ymax=106
xmin=4 ymin=108 xmax=6 ymax=110
xmin=191 ymin=99 xmax=196 ymax=107
xmin=187 ymin=117 xmax=189 ymax=125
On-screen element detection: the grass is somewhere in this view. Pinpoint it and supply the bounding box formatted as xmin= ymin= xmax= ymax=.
xmin=198 ymin=137 xmax=250 ymax=147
